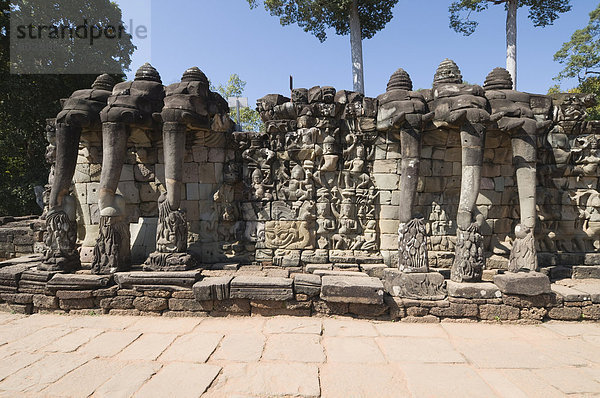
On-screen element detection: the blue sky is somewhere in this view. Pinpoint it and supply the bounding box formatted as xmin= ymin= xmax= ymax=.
xmin=116 ymin=0 xmax=598 ymax=106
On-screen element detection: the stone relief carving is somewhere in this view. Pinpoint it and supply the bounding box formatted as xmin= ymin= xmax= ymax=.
xmin=93 ymin=64 xmax=165 ymax=274
xmin=429 ymin=59 xmax=494 ymax=282
xmin=42 ymin=74 xmax=115 ymax=272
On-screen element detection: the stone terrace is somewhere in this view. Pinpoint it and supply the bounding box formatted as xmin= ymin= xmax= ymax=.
xmin=0 ymin=313 xmax=599 ymax=396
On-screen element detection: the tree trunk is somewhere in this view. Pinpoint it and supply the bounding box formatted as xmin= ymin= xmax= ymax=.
xmin=349 ymin=0 xmax=364 ymax=94
xmin=506 ymin=0 xmax=517 ymax=89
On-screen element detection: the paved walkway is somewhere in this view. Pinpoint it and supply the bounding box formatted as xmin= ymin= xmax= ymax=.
xmin=0 ymin=314 xmax=599 ymax=397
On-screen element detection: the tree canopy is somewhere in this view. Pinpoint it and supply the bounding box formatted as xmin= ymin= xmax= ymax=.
xmin=449 ymin=0 xmax=572 ymax=36
xmin=0 ymin=0 xmax=134 ymax=216
xmin=247 ymin=0 xmax=398 ymax=42
xmin=554 ymin=3 xmax=600 ymax=82
xmin=213 ymin=74 xmax=263 ymax=132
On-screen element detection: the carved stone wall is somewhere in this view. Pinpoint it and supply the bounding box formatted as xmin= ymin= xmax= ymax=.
xmin=61 ymin=85 xmax=600 ymax=271
xmin=71 ymin=127 xmax=237 ymax=265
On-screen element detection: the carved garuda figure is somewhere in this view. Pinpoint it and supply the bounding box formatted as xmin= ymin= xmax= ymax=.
xmin=92 ymin=63 xmax=165 ymax=274
xmin=41 ymin=74 xmax=115 ymax=272
xmin=377 ymin=68 xmax=433 ymax=272
xmin=484 ymin=67 xmax=552 ymax=272
xmin=430 ymin=59 xmax=497 ymax=282
xmin=145 ymin=66 xmax=230 ymax=271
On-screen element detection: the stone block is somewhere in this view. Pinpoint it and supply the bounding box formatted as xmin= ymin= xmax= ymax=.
xmin=139 ymin=182 xmax=161 ymax=202
xmin=33 ymin=294 xmax=58 ymax=309
xmin=583 ymin=304 xmax=600 ymax=320
xmin=47 ymin=273 xmax=111 ymax=291
xmin=193 ymin=276 xmax=233 ymax=301
xmin=493 ymin=272 xmax=551 ymax=296
xmin=86 ymin=183 xmax=100 ymax=204
xmin=372 ymin=159 xmax=397 ymax=174
xmin=0 ymin=293 xmax=33 ymax=304
xmin=320 ymin=276 xmax=384 ymax=305
xmin=186 ymin=183 xmax=200 ymax=201
xmin=74 ymin=164 xmax=91 ymax=183
xmin=572 ymin=266 xmax=600 ymax=279
xmin=305 ymin=264 xmax=332 ymax=273
xmin=192 ymin=146 xmax=208 ymax=163
xmin=379 ymin=234 xmax=397 ymax=250
xmin=212 ymin=298 xmax=251 ymax=315
xmin=59 ymin=298 xmax=96 ymax=310
xmin=230 ymin=276 xmax=294 ymax=301
xmin=168 ymin=298 xmax=213 ymax=312
xmin=99 ymin=296 xmax=135 ymax=309
xmin=379 ymin=206 xmax=398 ymax=220
xmin=360 ymin=264 xmax=388 ymax=279
xmin=551 ymin=285 xmax=591 ymax=302
xmin=56 ymin=290 xmax=93 ymax=299
xmin=547 ymin=306 xmax=582 ymax=321
xmin=298 ymin=251 xmax=327 ymax=265
xmin=429 ymin=303 xmax=478 ymax=318
xmin=208 ymin=148 xmax=225 ymax=163
xmin=114 ymin=271 xmax=201 ymax=289
xmin=383 ymin=269 xmax=446 ymax=300
xmin=478 ymin=304 xmax=520 ymax=321
xmin=120 ymin=164 xmax=134 ymax=181
xmin=293 ymin=274 xmax=321 ymax=297
xmin=373 ymin=174 xmax=399 ymax=190
xmin=446 ymin=280 xmax=501 ymax=299
xmin=117 ymin=181 xmax=140 ymax=204
xmin=183 ymin=163 xmax=199 ymax=183
xmin=133 ymin=296 xmax=168 ymax=311
xmin=313 ymin=270 xmax=368 ymax=278
xmin=198 ymin=163 xmax=216 ymax=184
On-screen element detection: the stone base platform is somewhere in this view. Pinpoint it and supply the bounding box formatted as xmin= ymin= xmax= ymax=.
xmin=383 ymin=269 xmax=446 ymax=300
xmin=0 ymin=258 xmax=599 ymax=322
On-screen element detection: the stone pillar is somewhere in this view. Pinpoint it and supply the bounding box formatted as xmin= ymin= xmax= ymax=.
xmin=92 ymin=121 xmax=131 ymax=274
xmin=41 ymin=74 xmax=115 ymax=272
xmin=145 ymin=66 xmax=231 ymax=271
xmin=483 ymin=67 xmax=552 ymax=273
xmin=93 ymin=63 xmax=165 ymax=274
xmin=429 ymin=59 xmax=491 ymax=283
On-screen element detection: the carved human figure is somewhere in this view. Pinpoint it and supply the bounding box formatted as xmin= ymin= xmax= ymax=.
xmin=41 ymin=74 xmax=115 ymax=272
xmin=377 ymin=68 xmax=433 ymax=272
xmin=342 ymin=136 xmax=371 ymax=189
xmin=214 ymin=162 xmax=241 ymax=242
xmin=430 ymin=59 xmax=494 ymax=282
xmin=93 ymin=64 xmax=164 ymax=274
xmin=484 ymin=67 xmax=552 ymax=272
xmin=250 ymin=168 xmax=274 ymax=201
xmin=314 ymin=134 xmax=340 ymax=201
xmin=242 ymin=133 xmax=275 ymax=171
xmin=145 ymin=66 xmax=219 ymax=271
xmin=284 ymin=164 xmax=313 ymax=201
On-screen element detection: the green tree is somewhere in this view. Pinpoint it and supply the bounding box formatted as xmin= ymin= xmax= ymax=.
xmin=247 ymin=0 xmax=398 ymax=94
xmin=449 ymin=0 xmax=572 ymax=89
xmin=553 ymin=4 xmax=600 ymax=121
xmin=0 ymin=0 xmax=135 ymax=216
xmin=554 ymin=3 xmax=600 ymax=82
xmin=214 ymin=74 xmax=263 ymax=132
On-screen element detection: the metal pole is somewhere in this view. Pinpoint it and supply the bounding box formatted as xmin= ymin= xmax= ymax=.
xmin=236 ymin=99 xmax=241 ymax=130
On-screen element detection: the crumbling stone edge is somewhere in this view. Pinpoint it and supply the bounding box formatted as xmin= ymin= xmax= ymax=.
xmin=0 ymin=272 xmax=597 ymax=323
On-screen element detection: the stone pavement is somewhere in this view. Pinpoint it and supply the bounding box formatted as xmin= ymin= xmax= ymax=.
xmin=0 ymin=314 xmax=599 ymax=397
